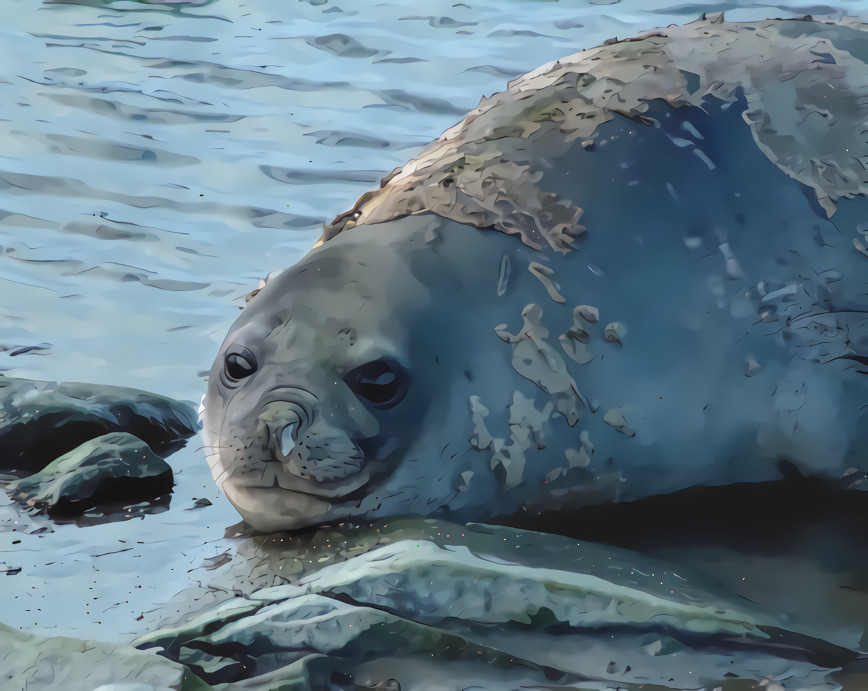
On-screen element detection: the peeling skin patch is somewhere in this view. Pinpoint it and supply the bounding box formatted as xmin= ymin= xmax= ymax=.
xmin=528 ymin=261 xmax=566 ymax=303
xmin=560 ymin=305 xmax=621 ymax=365
xmin=603 ymin=407 xmax=636 ymax=438
xmin=470 ymin=391 xmax=555 ymax=490
xmin=575 ymin=305 xmax=599 ymax=324
xmin=496 ymin=253 xmax=511 ymax=296
xmin=469 ymin=395 xmax=496 ymax=451
xmin=565 ymin=447 xmax=590 ymax=468
xmin=496 ymin=304 xmax=588 ymax=426
xmin=746 ymin=356 xmax=761 ymax=377
xmin=324 ymin=16 xmax=867 ymax=248
xmin=560 ymin=307 xmax=595 ymax=366
xmin=604 ymin=322 xmax=627 ymax=346
xmin=327 ymin=149 xmax=585 ymax=254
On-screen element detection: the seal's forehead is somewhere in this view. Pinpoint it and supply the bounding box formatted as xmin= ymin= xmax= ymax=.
xmin=261 ymin=223 xmax=443 ymax=310
xmin=259 ymin=250 xmax=393 ymax=317
xmin=226 ymin=233 xmax=429 ymax=360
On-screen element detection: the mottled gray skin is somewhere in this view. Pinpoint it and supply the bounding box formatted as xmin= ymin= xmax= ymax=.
xmin=205 ymin=16 xmax=867 ymax=532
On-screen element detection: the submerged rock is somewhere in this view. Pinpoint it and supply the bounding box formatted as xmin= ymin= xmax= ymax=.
xmin=0 ymin=375 xmax=198 ymax=474
xmin=0 ymin=622 xmax=207 ymax=690
xmin=7 ymin=432 xmax=173 ymax=516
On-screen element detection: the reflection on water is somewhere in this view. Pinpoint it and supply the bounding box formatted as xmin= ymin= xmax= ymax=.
xmin=0 ymin=0 xmax=865 ymax=650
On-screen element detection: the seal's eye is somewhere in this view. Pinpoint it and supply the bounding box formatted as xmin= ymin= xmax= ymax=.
xmin=344 ymin=358 xmax=408 ymax=410
xmin=224 ymin=350 xmax=257 ymax=381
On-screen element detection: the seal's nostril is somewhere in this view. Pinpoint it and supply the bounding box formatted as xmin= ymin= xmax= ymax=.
xmin=279 ymin=422 xmax=298 ymax=457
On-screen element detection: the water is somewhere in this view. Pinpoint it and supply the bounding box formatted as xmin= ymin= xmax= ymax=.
xmin=0 ymin=0 xmax=865 ymax=646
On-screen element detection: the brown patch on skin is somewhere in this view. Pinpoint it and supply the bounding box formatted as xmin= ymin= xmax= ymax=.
xmin=244 ymin=275 xmax=276 ymax=306
xmin=324 ymin=16 xmax=867 ymax=251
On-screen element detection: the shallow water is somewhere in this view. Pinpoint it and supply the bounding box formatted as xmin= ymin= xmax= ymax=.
xmin=0 ymin=0 xmax=866 ymax=649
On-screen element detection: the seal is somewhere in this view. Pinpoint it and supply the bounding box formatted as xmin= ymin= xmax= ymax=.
xmin=204 ymin=15 xmax=868 ymax=532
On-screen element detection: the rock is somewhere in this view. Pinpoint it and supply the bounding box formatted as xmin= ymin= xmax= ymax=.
xmin=137 ymin=519 xmax=860 ymax=689
xmin=7 ymin=432 xmax=173 ymax=516
xmin=0 ymin=375 xmax=198 ymax=474
xmin=0 ymin=622 xmax=207 ymax=690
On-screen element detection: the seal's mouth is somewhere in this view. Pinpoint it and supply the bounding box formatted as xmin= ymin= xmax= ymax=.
xmin=250 ymin=458 xmax=387 ymax=502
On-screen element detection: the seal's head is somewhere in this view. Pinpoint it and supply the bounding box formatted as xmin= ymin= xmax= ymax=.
xmin=204 ymin=216 xmax=514 ymax=532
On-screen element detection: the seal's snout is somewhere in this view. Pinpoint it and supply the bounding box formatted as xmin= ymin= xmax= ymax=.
xmin=255 ymin=393 xmax=370 ymax=487
xmin=258 ymin=398 xmax=308 ymax=442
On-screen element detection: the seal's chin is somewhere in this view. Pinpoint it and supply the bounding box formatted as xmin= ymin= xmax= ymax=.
xmin=223 ymin=481 xmax=338 ymax=533
xmin=222 ymin=460 xmax=389 ymax=532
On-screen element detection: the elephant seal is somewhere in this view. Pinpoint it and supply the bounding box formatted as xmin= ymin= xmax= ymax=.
xmin=205 ymin=15 xmax=868 ymax=532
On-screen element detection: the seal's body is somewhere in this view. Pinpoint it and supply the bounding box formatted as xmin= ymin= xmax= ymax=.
xmin=205 ymin=16 xmax=868 ymax=532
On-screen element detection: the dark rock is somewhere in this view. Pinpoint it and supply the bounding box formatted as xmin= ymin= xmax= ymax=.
xmin=7 ymin=432 xmax=173 ymax=516
xmin=0 ymin=375 xmax=198 ymax=473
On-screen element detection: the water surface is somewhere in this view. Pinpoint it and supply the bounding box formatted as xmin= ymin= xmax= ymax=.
xmin=1 ymin=0 xmax=865 ymax=646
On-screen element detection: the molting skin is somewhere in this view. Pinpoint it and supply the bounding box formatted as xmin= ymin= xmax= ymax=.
xmin=205 ymin=16 xmax=868 ymax=532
